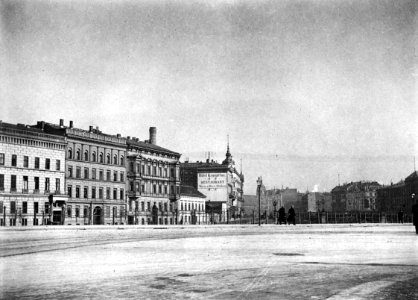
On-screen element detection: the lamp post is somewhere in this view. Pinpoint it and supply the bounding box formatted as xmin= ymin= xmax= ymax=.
xmin=257 ymin=176 xmax=263 ymax=226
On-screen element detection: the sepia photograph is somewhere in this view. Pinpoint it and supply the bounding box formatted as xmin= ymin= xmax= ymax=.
xmin=0 ymin=0 xmax=417 ymax=299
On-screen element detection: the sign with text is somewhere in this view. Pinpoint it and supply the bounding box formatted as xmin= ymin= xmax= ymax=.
xmin=198 ymin=173 xmax=226 ymax=189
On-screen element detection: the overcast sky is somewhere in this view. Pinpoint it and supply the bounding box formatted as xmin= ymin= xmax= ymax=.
xmin=1 ymin=0 xmax=416 ymax=194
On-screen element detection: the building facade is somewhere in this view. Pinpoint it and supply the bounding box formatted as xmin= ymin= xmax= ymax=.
xmin=126 ymin=127 xmax=181 ymax=225
xmin=307 ymin=192 xmax=332 ymax=212
xmin=33 ymin=119 xmax=127 ymax=225
xmin=177 ymin=185 xmax=207 ymax=225
xmin=180 ymin=145 xmax=244 ymax=223
xmin=0 ymin=121 xmax=67 ymax=226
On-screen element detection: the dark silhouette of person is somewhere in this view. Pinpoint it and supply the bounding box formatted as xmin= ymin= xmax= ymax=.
xmin=412 ymin=194 xmax=418 ymax=235
xmin=278 ymin=206 xmax=286 ymax=225
xmin=398 ymin=206 xmax=404 ymax=224
xmin=287 ymin=206 xmax=296 ymax=225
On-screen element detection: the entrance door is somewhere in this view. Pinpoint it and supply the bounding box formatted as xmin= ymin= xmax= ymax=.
xmin=128 ymin=216 xmax=134 ymax=225
xmin=53 ymin=211 xmax=62 ymax=225
xmin=93 ymin=207 xmax=102 ymax=225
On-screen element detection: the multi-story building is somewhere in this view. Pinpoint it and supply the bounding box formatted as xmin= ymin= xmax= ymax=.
xmin=307 ymin=192 xmax=332 ymax=212
xmin=178 ymin=185 xmax=207 ymax=225
xmin=331 ymin=184 xmax=349 ymax=212
xmin=0 ymin=121 xmax=67 ymax=226
xmin=33 ymin=119 xmax=127 ymax=225
xmin=125 ymin=127 xmax=181 ymax=225
xmin=180 ymin=144 xmax=244 ymax=223
xmin=376 ymin=171 xmax=418 ymax=213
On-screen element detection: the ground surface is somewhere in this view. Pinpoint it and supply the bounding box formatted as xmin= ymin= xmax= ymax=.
xmin=0 ymin=224 xmax=417 ymax=299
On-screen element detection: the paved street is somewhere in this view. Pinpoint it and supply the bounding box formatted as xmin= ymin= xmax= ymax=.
xmin=1 ymin=224 xmax=417 ymax=299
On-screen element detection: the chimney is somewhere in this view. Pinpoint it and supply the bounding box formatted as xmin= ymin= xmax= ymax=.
xmin=59 ymin=119 xmax=64 ymax=127
xmin=89 ymin=126 xmax=93 ymax=132
xmin=149 ymin=127 xmax=156 ymax=145
xmin=69 ymin=121 xmax=73 ymax=128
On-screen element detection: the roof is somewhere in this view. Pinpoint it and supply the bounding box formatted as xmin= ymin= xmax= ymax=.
xmin=127 ymin=139 xmax=180 ymax=157
xmin=0 ymin=121 xmax=66 ymax=142
xmin=405 ymin=171 xmax=418 ymax=182
xmin=180 ymin=185 xmax=206 ymax=198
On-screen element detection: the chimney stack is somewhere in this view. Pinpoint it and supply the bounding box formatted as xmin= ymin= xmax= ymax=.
xmin=69 ymin=121 xmax=73 ymax=128
xmin=149 ymin=127 xmax=156 ymax=145
xmin=59 ymin=119 xmax=64 ymax=127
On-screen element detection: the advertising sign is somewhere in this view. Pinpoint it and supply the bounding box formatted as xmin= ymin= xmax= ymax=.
xmin=198 ymin=173 xmax=226 ymax=189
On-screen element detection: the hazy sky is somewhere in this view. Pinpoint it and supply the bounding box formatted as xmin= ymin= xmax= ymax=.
xmin=1 ymin=0 xmax=416 ymax=194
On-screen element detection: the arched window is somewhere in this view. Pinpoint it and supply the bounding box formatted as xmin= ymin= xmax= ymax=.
xmin=106 ymin=154 xmax=111 ymax=164
xmin=92 ymin=152 xmax=96 ymax=162
xmin=120 ymin=156 xmax=124 ymax=166
xmin=113 ymin=155 xmax=117 ymax=165
xmin=68 ymin=148 xmax=72 ymax=159
xmin=76 ymin=149 xmax=81 ymax=160
xmin=99 ymin=153 xmax=104 ymax=163
xmin=84 ymin=151 xmax=89 ymax=161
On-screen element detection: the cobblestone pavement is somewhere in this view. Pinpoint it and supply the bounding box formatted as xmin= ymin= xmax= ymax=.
xmin=1 ymin=224 xmax=417 ymax=299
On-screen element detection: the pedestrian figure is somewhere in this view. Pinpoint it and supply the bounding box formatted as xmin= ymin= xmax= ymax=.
xmin=398 ymin=206 xmax=404 ymax=224
xmin=278 ymin=206 xmax=286 ymax=225
xmin=287 ymin=205 xmax=296 ymax=225
xmin=412 ymin=194 xmax=418 ymax=235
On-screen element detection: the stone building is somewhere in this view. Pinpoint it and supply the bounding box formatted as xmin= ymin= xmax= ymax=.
xmin=180 ymin=144 xmax=244 ymax=223
xmin=32 ymin=119 xmax=127 ymax=225
xmin=0 ymin=121 xmax=67 ymax=226
xmin=307 ymin=192 xmax=332 ymax=212
xmin=345 ymin=181 xmax=380 ymax=212
xmin=177 ymin=185 xmax=207 ymax=225
xmin=125 ymin=127 xmax=181 ymax=225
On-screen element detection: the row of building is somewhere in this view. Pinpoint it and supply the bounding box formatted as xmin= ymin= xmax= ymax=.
xmin=243 ymin=176 xmax=417 ymax=216
xmin=0 ymin=119 xmax=244 ymax=227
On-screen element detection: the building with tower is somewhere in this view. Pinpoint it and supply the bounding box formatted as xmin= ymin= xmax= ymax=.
xmin=180 ymin=141 xmax=244 ymax=223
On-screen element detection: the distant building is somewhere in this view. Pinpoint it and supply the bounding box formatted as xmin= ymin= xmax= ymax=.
xmin=0 ymin=121 xmax=68 ymax=226
xmin=346 ymin=181 xmax=380 ymax=211
xmin=265 ymin=187 xmax=299 ymax=215
xmin=125 ymin=127 xmax=181 ymax=225
xmin=307 ymin=192 xmax=332 ymax=212
xmin=178 ymin=185 xmax=206 ymax=225
xmin=331 ymin=184 xmax=349 ymax=212
xmin=376 ymin=171 xmax=418 ymax=213
xmin=180 ymin=144 xmax=244 ymax=222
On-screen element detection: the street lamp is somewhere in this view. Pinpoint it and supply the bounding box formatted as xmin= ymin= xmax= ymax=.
xmin=257 ymin=176 xmax=263 ymax=226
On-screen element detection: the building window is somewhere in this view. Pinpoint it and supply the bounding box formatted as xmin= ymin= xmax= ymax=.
xmin=11 ymin=175 xmax=16 ymax=191
xmin=164 ymin=186 xmax=167 ymax=195
xmin=76 ymin=149 xmax=81 ymax=160
xmin=92 ymin=187 xmax=96 ymax=199
xmin=0 ymin=153 xmax=4 ymax=165
xmin=141 ymin=184 xmax=145 ymax=193
xmin=56 ymin=178 xmax=60 ymax=192
xmin=34 ymin=202 xmax=39 ymax=214
xmin=106 ymin=206 xmax=110 ymax=218
xmin=0 ymin=174 xmax=4 ymax=191
xmin=120 ymin=156 xmax=124 ymax=166
xmin=24 ymin=156 xmax=29 ymax=168
xmin=83 ymin=206 xmax=88 ymax=218
xmin=67 ymin=185 xmax=72 ymax=198
xmin=141 ymin=202 xmax=144 ymax=211
xmin=76 ymin=186 xmax=80 ymax=198
xmin=153 ymin=184 xmax=156 ymax=194
xmin=106 ymin=154 xmax=110 ymax=164
xmin=84 ymin=151 xmax=89 ymax=161
xmin=76 ymin=206 xmax=80 ymax=218
xmin=170 ymin=168 xmax=174 ymax=178
xmin=120 ymin=189 xmax=124 ymax=200
xmin=153 ymin=166 xmax=156 ymax=176
xmin=106 ymin=170 xmax=111 ymax=181
xmin=99 ymin=188 xmax=103 ymax=199
xmin=11 ymin=154 xmax=17 ymax=167
xmin=84 ymin=168 xmax=89 ymax=179
xmin=34 ymin=177 xmax=39 ymax=191
xmin=68 ymin=166 xmax=73 ymax=178
xmin=113 ymin=188 xmax=117 ymax=200
xmin=106 ymin=188 xmax=110 ymax=199
xmin=44 ymin=203 xmax=49 ymax=214
xmin=113 ymin=171 xmax=117 ymax=182
xmin=67 ymin=205 xmax=72 ymax=217
xmin=147 ymin=202 xmax=150 ymax=211
xmin=130 ymin=162 xmax=134 ymax=172
xmin=45 ymin=178 xmax=50 ymax=192
xmin=99 ymin=170 xmax=104 ymax=180
xmin=158 ymin=185 xmax=162 ymax=194
xmin=164 ymin=203 xmax=167 ymax=211
xmin=164 ymin=168 xmax=167 ymax=177
xmin=141 ymin=165 xmax=145 ymax=175
xmin=99 ymin=153 xmax=103 ymax=163
xmin=45 ymin=158 xmax=50 ymax=170
xmin=84 ymin=186 xmax=88 ymax=198
xmin=76 ymin=167 xmax=81 ymax=179
xmin=23 ymin=176 xmax=28 ymax=191
xmin=92 ymin=152 xmax=96 ymax=162
xmin=120 ymin=172 xmax=124 ymax=182
xmin=147 ymin=166 xmax=151 ymax=175
xmin=113 ymin=155 xmax=117 ymax=165
xmin=10 ymin=201 xmax=16 ymax=214
xmin=68 ymin=148 xmax=72 ymax=159
xmin=92 ymin=168 xmax=96 ymax=180
xmin=56 ymin=159 xmax=60 ymax=171
xmin=22 ymin=201 xmax=27 ymax=214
